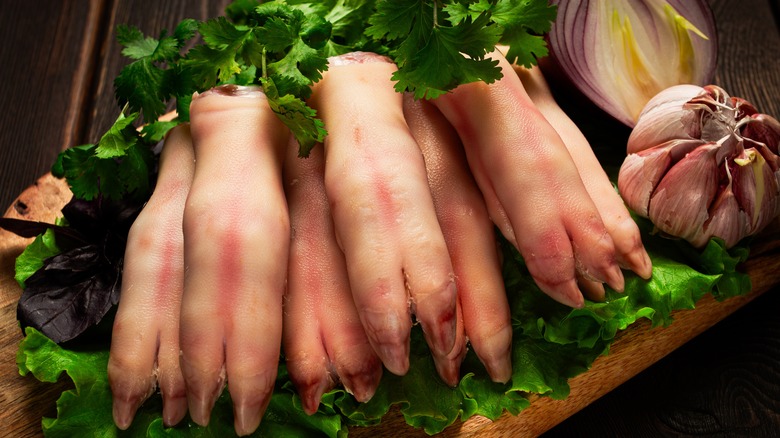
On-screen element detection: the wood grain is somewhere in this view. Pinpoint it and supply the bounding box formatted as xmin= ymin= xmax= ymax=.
xmin=709 ymin=0 xmax=780 ymax=118
xmin=0 ymin=174 xmax=72 ymax=438
xmin=545 ymin=291 xmax=780 ymax=437
xmin=0 ymin=0 xmax=104 ymax=211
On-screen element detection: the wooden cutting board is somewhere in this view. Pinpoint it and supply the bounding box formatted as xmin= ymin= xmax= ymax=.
xmin=1 ymin=173 xmax=778 ymax=438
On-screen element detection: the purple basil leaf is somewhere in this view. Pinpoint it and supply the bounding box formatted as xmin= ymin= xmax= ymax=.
xmin=0 ymin=217 xmax=56 ymax=238
xmin=0 ymin=217 xmax=86 ymax=244
xmin=17 ymin=245 xmax=122 ymax=343
xmin=11 ymin=190 xmax=142 ymax=343
xmin=62 ymin=196 xmax=141 ymax=237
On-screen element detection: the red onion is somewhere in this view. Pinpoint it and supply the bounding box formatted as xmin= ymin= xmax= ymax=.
xmin=547 ymin=0 xmax=718 ymax=127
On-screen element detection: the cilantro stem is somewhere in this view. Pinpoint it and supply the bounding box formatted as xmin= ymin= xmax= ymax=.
xmin=432 ymin=0 xmax=439 ymax=28
xmin=261 ymin=47 xmax=267 ymax=79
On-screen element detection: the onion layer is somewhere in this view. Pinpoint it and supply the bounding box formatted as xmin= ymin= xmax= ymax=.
xmin=547 ymin=0 xmax=718 ymax=127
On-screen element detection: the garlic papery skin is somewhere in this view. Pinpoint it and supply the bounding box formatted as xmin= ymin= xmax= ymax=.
xmin=618 ymin=84 xmax=780 ymax=248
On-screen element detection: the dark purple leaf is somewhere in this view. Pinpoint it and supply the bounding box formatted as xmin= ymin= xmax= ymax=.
xmin=0 ymin=217 xmax=86 ymax=243
xmin=17 ymin=245 xmax=122 ymax=344
xmin=11 ymin=195 xmax=143 ymax=343
xmin=61 ymin=196 xmax=142 ymax=241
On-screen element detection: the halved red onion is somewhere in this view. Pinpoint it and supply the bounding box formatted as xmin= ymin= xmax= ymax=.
xmin=547 ymin=0 xmax=718 ymax=127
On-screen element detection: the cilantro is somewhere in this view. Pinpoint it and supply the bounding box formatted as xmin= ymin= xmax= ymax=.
xmin=391 ymin=11 xmax=502 ymax=99
xmin=181 ymin=17 xmax=253 ymax=88
xmin=250 ymin=2 xmax=332 ymax=98
xmin=94 ymin=109 xmax=139 ymax=158
xmin=107 ymin=0 xmax=557 ymax=161
xmin=320 ymin=0 xmax=378 ymax=54
xmin=365 ymin=0 xmax=556 ymax=98
xmin=176 ymin=6 xmax=331 ymax=154
xmin=114 ymin=20 xmax=197 ymax=122
xmin=225 ymin=0 xmax=261 ymax=23
xmin=53 ymin=110 xmax=154 ymax=201
xmin=262 ymin=77 xmax=327 ymax=157
xmin=491 ymin=0 xmax=556 ymax=67
xmin=107 ymin=0 xmax=558 ymax=162
xmin=140 ymin=119 xmax=180 ymax=144
xmin=445 ymin=0 xmax=556 ymax=67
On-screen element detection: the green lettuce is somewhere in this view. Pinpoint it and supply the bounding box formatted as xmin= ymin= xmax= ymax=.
xmin=15 ymin=228 xmax=60 ymax=288
xmin=17 ymin=327 xmax=346 ymax=437
xmin=17 ymin=230 xmax=751 ymax=437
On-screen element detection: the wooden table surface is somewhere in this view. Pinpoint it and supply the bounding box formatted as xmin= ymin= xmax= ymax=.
xmin=0 ymin=1 xmax=778 ymax=437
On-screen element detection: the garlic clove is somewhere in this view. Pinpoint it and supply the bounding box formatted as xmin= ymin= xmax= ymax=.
xmin=742 ymin=113 xmax=780 ymax=155
xmin=755 ymin=159 xmax=780 ymax=233
xmin=618 ymin=147 xmax=670 ymax=217
xmin=731 ymin=96 xmax=758 ymax=117
xmin=648 ymin=143 xmax=720 ymax=241
xmin=627 ymin=84 xmax=704 ymax=154
xmin=689 ymin=172 xmax=749 ymax=248
xmin=732 ymin=148 xmax=780 ymax=234
xmin=619 ymin=138 xmax=704 ymax=216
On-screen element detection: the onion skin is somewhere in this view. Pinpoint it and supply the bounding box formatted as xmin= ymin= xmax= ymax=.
xmin=547 ymin=0 xmax=718 ymax=127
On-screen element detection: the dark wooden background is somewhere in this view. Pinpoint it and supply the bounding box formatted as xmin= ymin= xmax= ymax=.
xmin=0 ymin=0 xmax=778 ymax=436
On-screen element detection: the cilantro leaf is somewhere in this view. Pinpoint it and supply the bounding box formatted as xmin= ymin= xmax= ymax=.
xmin=114 ymin=22 xmax=195 ymax=122
xmin=500 ymin=26 xmax=550 ymax=67
xmin=492 ymin=0 xmax=556 ymax=66
xmin=181 ymin=17 xmax=252 ymax=88
xmin=365 ymin=0 xmax=418 ymax=41
xmin=444 ymin=0 xmax=555 ymax=67
xmin=253 ymin=3 xmax=331 ymax=98
xmin=267 ymin=37 xmax=329 ymax=98
xmin=114 ymin=61 xmax=169 ymax=122
xmin=225 ymin=0 xmax=262 ymax=23
xmin=367 ymin=1 xmax=503 ymax=99
xmin=491 ymin=0 xmax=557 ymax=34
xmin=94 ymin=110 xmax=139 ymax=158
xmin=54 ymin=111 xmax=154 ymax=201
xmin=262 ymin=77 xmax=326 ymax=157
xmin=323 ymin=0 xmax=377 ymax=45
xmin=394 ymin=12 xmax=502 ymax=99
xmin=140 ymin=119 xmax=180 ymax=144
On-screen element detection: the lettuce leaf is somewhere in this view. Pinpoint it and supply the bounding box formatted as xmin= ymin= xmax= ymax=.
xmin=17 ymin=327 xmax=346 ymax=437
xmin=14 ymin=228 xmax=61 ymax=288
xmin=17 ymin=227 xmax=752 ymax=437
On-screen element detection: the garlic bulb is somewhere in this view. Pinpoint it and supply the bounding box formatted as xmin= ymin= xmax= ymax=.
xmin=618 ymin=84 xmax=780 ymax=248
